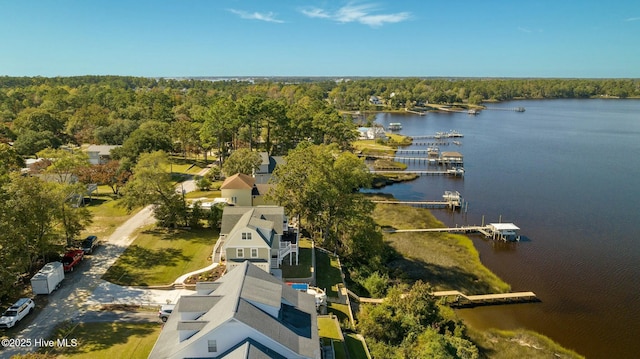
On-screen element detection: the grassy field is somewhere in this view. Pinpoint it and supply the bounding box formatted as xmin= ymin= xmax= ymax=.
xmin=352 ymin=139 xmax=396 ymax=156
xmin=318 ymin=317 xmax=347 ymax=359
xmin=81 ymin=190 xmax=136 ymax=240
xmin=103 ymin=226 xmax=217 ymax=286
xmin=47 ymin=322 xmax=161 ymax=359
xmin=371 ymin=196 xmax=510 ymax=294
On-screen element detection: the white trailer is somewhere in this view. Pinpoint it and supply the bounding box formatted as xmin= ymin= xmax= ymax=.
xmin=30 ymin=261 xmax=64 ymax=295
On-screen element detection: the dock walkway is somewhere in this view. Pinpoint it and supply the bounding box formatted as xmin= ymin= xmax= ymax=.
xmin=385 ymin=223 xmax=520 ymax=241
xmin=371 ymin=170 xmax=464 ymax=177
xmin=433 ymin=290 xmax=539 ymax=307
xmin=351 ymin=290 xmax=539 ymax=307
xmin=373 ymin=200 xmax=463 ymax=210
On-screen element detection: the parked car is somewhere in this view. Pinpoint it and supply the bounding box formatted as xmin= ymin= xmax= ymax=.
xmin=61 ymin=249 xmax=84 ymax=272
xmin=81 ymin=235 xmax=100 ymax=254
xmin=0 ymin=298 xmax=35 ymax=329
xmin=158 ymin=304 xmax=175 ymax=322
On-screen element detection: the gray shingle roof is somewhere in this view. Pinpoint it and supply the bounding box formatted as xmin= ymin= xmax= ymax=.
xmin=221 ymin=207 xmax=285 ymax=236
xmin=148 ymin=261 xmax=319 ymax=359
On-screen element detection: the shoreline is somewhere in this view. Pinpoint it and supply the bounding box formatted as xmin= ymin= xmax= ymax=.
xmin=369 ymin=194 xmax=583 ymax=358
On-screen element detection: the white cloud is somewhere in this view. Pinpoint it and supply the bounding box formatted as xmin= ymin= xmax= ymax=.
xmin=624 ymin=17 xmax=640 ymax=22
xmin=301 ymin=8 xmax=331 ymax=19
xmin=301 ymin=3 xmax=410 ymax=27
xmin=518 ymin=26 xmax=532 ymax=33
xmin=228 ymin=9 xmax=284 ymax=23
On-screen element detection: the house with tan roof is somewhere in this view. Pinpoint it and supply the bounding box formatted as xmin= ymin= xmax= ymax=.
xmin=220 ymin=173 xmax=274 ymax=206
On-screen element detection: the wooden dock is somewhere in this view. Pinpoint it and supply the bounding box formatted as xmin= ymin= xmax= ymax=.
xmin=351 ymin=290 xmax=539 ymax=307
xmin=411 ymin=141 xmax=451 ymax=146
xmin=433 ymin=290 xmax=539 ymax=308
xmin=373 ymin=200 xmax=463 ymax=210
xmin=385 ymin=222 xmax=520 ymax=241
xmin=484 ymin=107 xmax=526 ymax=112
xmin=371 ymin=170 xmax=464 ymax=177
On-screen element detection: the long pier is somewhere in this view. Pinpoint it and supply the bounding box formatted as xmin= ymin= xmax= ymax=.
xmin=371 ymin=170 xmax=464 ymax=177
xmin=484 ymin=107 xmax=526 ymax=112
xmin=411 ymin=141 xmax=451 ymax=146
xmin=385 ymin=222 xmax=521 ymax=241
xmin=352 ymin=290 xmax=539 ymax=307
xmin=433 ymin=290 xmax=539 ymax=308
xmin=373 ymin=200 xmax=463 ymax=210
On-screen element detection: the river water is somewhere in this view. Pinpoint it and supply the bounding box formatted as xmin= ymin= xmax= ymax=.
xmin=369 ymin=99 xmax=640 ymax=358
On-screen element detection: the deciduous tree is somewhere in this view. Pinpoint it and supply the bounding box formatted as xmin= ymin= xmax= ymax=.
xmin=221 ymin=148 xmax=262 ymax=176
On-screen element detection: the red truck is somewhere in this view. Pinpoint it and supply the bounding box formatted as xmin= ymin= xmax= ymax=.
xmin=61 ymin=249 xmax=84 ymax=272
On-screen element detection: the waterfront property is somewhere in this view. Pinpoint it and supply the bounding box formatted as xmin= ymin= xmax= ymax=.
xmin=148 ymin=261 xmax=320 ymax=359
xmin=220 ymin=206 xmax=299 ymax=275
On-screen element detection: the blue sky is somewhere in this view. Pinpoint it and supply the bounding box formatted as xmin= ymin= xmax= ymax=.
xmin=1 ymin=0 xmax=639 ymax=78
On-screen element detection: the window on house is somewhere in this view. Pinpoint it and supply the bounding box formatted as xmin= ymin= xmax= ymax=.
xmin=251 ymin=248 xmax=258 ymax=258
xmin=231 ymin=196 xmax=237 ymax=204
xmin=208 ymin=340 xmax=217 ymax=352
xmin=237 ymin=248 xmax=244 ymax=258
xmin=242 ymin=232 xmax=252 ymax=240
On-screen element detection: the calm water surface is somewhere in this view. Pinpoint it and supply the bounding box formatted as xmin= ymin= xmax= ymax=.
xmin=370 ymin=99 xmax=640 ymax=358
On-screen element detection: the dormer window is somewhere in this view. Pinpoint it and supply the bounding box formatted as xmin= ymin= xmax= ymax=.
xmin=242 ymin=232 xmax=252 ymax=240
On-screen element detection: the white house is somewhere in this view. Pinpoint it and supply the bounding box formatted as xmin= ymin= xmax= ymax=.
xmin=369 ymin=95 xmax=383 ymax=105
xmin=148 ymin=261 xmax=320 ymax=359
xmin=85 ymin=145 xmax=120 ymax=165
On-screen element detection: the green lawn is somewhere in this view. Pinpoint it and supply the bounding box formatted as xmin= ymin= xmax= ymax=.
xmin=103 ymin=226 xmax=218 ymax=286
xmin=50 ymin=322 xmax=161 ymax=359
xmin=318 ymin=317 xmax=347 ymax=359
xmin=281 ymin=238 xmax=313 ymax=279
xmin=81 ymin=192 xmax=136 ymax=240
xmin=318 ymin=316 xmax=369 ymax=359
xmin=327 ymin=302 xmax=351 ymax=325
xmin=345 ymin=333 xmax=370 ymax=359
xmin=315 ymin=249 xmax=344 ymax=298
xmin=185 ymin=190 xmax=222 ymax=200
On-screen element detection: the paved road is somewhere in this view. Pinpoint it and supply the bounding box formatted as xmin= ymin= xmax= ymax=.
xmin=2 ymin=165 xmax=211 ymax=357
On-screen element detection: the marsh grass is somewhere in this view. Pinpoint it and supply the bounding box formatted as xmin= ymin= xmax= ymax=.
xmin=467 ymin=328 xmax=585 ymax=359
xmin=371 ymin=196 xmax=510 ymax=294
